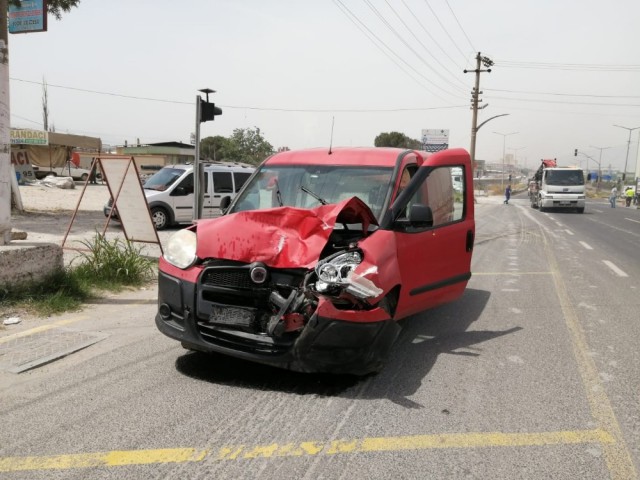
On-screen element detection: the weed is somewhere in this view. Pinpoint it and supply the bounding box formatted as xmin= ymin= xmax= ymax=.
xmin=71 ymin=233 xmax=156 ymax=290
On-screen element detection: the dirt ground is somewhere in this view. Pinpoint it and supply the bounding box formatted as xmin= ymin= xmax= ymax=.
xmin=10 ymin=181 xmax=167 ymax=261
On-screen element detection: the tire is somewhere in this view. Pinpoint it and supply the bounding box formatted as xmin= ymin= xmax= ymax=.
xmin=80 ymin=173 xmax=89 ymax=182
xmin=577 ymin=207 xmax=584 ymax=214
xmin=151 ymin=206 xmax=170 ymax=230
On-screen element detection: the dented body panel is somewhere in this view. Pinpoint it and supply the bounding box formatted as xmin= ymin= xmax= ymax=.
xmin=155 ymin=147 xmax=475 ymax=374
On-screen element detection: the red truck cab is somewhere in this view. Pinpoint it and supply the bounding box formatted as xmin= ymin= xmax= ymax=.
xmin=156 ymin=147 xmax=475 ymax=374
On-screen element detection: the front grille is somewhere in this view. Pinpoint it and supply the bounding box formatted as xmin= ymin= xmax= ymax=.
xmin=201 ymin=269 xmax=253 ymax=290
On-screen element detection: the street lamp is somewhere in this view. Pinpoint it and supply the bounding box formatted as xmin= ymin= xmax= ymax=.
xmin=493 ymin=131 xmax=518 ymax=190
xmin=613 ymin=124 xmax=640 ymax=183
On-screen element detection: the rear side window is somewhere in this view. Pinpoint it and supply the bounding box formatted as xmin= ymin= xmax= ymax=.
xmin=234 ymin=172 xmax=252 ymax=192
xmin=213 ymin=172 xmax=233 ymax=193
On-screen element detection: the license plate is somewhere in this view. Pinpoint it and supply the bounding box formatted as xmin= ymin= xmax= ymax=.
xmin=210 ymin=305 xmax=255 ymax=327
xmin=559 ymin=202 xmax=570 ymax=205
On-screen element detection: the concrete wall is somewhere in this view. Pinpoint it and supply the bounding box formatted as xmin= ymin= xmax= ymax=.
xmin=0 ymin=243 xmax=63 ymax=289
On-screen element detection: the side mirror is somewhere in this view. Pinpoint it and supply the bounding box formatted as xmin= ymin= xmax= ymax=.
xmin=409 ymin=204 xmax=433 ymax=227
xmin=220 ymin=195 xmax=231 ymax=213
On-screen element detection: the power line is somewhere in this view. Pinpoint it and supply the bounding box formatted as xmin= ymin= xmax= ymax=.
xmin=361 ymin=0 xmax=467 ymax=97
xmin=395 ymin=0 xmax=469 ymax=85
xmin=11 ymin=76 xmax=468 ymax=113
xmin=485 ymin=87 xmax=640 ymax=99
xmin=495 ymin=60 xmax=640 ymax=72
xmin=332 ymin=0 xmax=460 ymax=102
xmin=444 ymin=0 xmax=475 ymax=55
xmin=422 ymin=0 xmax=469 ymax=64
xmin=489 ymin=95 xmax=640 ymax=107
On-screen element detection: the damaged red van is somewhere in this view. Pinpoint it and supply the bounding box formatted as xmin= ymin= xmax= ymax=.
xmin=156 ymin=147 xmax=475 ymax=374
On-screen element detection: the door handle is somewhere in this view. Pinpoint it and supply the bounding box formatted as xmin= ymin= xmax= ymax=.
xmin=466 ymin=230 xmax=474 ymax=252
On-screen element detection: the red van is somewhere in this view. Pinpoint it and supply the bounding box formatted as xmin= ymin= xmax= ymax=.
xmin=155 ymin=147 xmax=475 ymax=374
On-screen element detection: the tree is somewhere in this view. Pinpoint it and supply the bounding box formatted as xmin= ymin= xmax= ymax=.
xmin=374 ymin=131 xmax=422 ymax=149
xmin=225 ymin=127 xmax=274 ymax=165
xmin=1 ymin=0 xmax=81 ymax=245
xmin=200 ymin=135 xmax=229 ymax=161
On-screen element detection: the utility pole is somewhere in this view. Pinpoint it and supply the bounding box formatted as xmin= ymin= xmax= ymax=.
xmin=590 ymin=145 xmax=610 ymax=193
xmin=464 ymin=52 xmax=493 ymax=177
xmin=0 ymin=0 xmax=11 ymax=245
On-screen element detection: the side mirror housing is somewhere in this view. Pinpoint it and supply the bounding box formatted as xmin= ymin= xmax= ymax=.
xmin=220 ymin=195 xmax=231 ymax=213
xmin=409 ymin=204 xmax=433 ymax=227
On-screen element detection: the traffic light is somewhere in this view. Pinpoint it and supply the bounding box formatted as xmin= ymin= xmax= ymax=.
xmin=200 ymin=98 xmax=222 ymax=122
xmin=574 ymin=148 xmax=578 ymax=156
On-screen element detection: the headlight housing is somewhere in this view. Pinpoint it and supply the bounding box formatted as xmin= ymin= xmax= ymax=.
xmin=316 ymin=251 xmax=362 ymax=284
xmin=164 ymin=229 xmax=197 ymax=269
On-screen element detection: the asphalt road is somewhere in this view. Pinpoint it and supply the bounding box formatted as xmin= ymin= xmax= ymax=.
xmin=0 ymin=194 xmax=638 ymax=479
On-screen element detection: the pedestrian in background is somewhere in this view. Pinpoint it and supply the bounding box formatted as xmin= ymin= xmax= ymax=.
xmin=609 ymin=185 xmax=618 ymax=208
xmin=624 ymin=187 xmax=634 ymax=207
xmin=504 ymin=184 xmax=511 ymax=205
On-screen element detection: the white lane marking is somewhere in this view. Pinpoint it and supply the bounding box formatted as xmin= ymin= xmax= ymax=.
xmin=625 ymin=218 xmax=640 ymax=224
xmin=580 ymin=241 xmax=593 ymax=250
xmin=602 ymin=260 xmax=629 ymax=277
xmin=565 ymin=229 xmax=574 ymax=235
xmin=592 ymin=209 xmax=603 ymax=213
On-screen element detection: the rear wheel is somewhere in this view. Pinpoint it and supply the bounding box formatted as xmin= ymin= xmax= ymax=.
xmin=80 ymin=173 xmax=89 ymax=182
xmin=151 ymin=207 xmax=170 ymax=230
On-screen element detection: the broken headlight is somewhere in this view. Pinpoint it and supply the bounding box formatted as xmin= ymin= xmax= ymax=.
xmin=165 ymin=229 xmax=197 ymax=269
xmin=316 ymin=251 xmax=362 ymax=285
xmin=314 ymin=250 xmax=383 ymax=300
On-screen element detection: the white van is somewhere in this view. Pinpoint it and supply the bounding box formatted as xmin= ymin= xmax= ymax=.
xmin=104 ymin=162 xmax=255 ymax=229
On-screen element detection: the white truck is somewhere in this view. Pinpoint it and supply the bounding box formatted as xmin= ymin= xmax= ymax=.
xmin=32 ymin=162 xmax=93 ymax=181
xmin=529 ymin=158 xmax=585 ymax=213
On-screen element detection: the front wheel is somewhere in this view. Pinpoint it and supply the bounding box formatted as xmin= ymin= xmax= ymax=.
xmin=577 ymin=207 xmax=584 ymax=214
xmin=151 ymin=207 xmax=170 ymax=230
xmin=80 ymin=173 xmax=89 ymax=182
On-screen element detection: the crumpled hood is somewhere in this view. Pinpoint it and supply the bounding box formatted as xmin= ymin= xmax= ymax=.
xmin=195 ymin=197 xmax=378 ymax=268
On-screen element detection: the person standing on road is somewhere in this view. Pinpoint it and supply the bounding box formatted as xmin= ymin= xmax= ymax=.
xmin=609 ymin=185 xmax=618 ymax=208
xmin=504 ymin=184 xmax=511 ymax=204
xmin=624 ymin=187 xmax=634 ymax=207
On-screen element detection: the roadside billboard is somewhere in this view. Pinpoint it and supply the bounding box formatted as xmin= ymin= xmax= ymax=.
xmin=421 ymin=129 xmax=449 ymax=153
xmin=8 ymin=0 xmax=48 ymax=34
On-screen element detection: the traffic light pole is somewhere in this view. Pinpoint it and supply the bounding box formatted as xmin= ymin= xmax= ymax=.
xmin=193 ymin=95 xmax=203 ymax=221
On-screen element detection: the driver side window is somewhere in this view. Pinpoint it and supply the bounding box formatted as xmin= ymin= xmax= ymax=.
xmin=401 ymin=166 xmax=464 ymax=228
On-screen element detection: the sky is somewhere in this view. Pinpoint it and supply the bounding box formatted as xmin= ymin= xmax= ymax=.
xmin=7 ymin=0 xmax=640 ymax=174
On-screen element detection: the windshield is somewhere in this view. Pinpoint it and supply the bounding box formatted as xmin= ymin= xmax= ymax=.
xmin=545 ymin=170 xmax=584 ymax=186
xmin=143 ymin=167 xmax=186 ymax=191
xmin=230 ymin=165 xmax=393 ymax=219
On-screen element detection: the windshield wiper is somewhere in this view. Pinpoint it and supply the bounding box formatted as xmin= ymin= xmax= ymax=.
xmin=301 ymin=185 xmax=328 ymax=205
xmin=274 ymin=178 xmax=284 ymax=207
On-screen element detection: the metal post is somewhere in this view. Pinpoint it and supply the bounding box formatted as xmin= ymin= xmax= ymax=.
xmin=193 ymin=95 xmax=202 ymax=222
xmin=493 ymin=131 xmax=518 ymax=191
xmin=613 ymin=125 xmax=640 ymax=183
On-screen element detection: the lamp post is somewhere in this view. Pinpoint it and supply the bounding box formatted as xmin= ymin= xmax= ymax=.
xmin=613 ymin=124 xmax=640 ymax=183
xmin=493 ymin=131 xmax=518 ymax=190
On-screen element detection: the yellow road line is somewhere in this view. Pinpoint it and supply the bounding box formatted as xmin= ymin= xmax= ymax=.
xmin=472 ymin=272 xmax=552 ymax=276
xmin=0 ymin=317 xmax=88 ymax=345
xmin=0 ymin=429 xmax=614 ymax=472
xmin=541 ymin=225 xmax=638 ymax=479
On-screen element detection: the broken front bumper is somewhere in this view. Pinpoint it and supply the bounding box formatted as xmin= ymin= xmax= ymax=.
xmin=155 ymin=270 xmax=400 ymax=375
